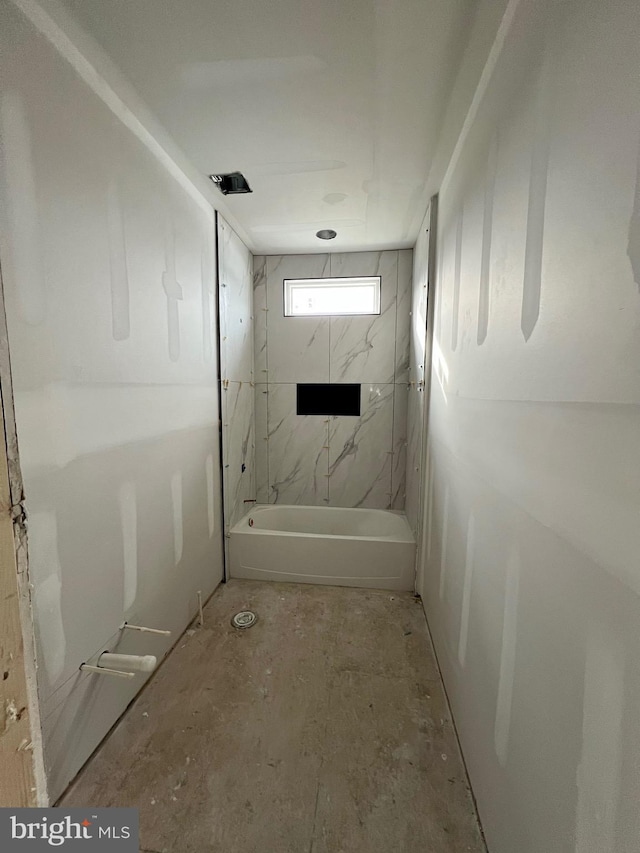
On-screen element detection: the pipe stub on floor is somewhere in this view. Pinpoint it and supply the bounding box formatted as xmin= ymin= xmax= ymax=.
xmin=231 ymin=610 xmax=257 ymax=629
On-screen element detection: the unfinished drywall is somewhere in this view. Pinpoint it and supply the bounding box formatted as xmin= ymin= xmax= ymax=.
xmin=0 ymin=1 xmax=224 ymax=801
xmin=218 ymin=215 xmax=255 ymax=534
xmin=254 ymin=251 xmax=412 ymax=509
xmin=405 ymin=208 xmax=431 ymax=538
xmin=416 ymin=0 xmax=640 ymax=850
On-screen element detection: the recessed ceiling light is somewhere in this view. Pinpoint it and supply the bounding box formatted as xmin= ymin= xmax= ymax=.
xmin=316 ymin=229 xmax=337 ymax=240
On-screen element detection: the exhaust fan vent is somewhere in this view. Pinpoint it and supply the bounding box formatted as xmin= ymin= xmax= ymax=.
xmin=209 ymin=172 xmax=252 ymax=195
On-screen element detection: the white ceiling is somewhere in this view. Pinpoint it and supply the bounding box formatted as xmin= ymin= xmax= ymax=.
xmin=58 ymin=0 xmax=477 ymax=253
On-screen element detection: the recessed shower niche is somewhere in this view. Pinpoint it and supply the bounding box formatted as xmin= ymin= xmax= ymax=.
xmin=296 ymin=384 xmax=361 ymax=416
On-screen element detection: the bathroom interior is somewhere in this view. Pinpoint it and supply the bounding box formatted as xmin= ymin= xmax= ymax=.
xmin=0 ymin=0 xmax=639 ymax=851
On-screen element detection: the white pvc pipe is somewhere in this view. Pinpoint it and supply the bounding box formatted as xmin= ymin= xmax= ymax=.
xmin=98 ymin=652 xmax=157 ymax=673
xmin=122 ymin=623 xmax=171 ymax=636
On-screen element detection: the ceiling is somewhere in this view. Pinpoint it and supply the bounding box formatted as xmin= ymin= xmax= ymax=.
xmin=59 ymin=0 xmax=477 ymax=253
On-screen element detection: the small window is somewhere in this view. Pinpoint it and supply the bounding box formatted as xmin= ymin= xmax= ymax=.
xmin=284 ymin=276 xmax=381 ymax=317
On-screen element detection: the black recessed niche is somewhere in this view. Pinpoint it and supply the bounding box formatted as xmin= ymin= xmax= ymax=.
xmin=296 ymin=384 xmax=361 ymax=416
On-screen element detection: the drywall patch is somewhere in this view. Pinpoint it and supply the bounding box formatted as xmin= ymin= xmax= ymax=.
xmin=171 ymin=471 xmax=183 ymax=565
xmin=627 ymin=143 xmax=640 ymax=290
xmin=451 ymin=209 xmax=463 ymax=351
xmin=118 ymin=480 xmax=137 ymax=611
xmin=575 ymin=629 xmax=624 ymax=853
xmin=494 ymin=542 xmax=520 ymax=766
xmin=205 ymin=453 xmax=215 ymax=538
xmin=106 ymin=179 xmax=130 ymax=341
xmin=458 ymin=513 xmax=476 ymax=667
xmin=521 ymin=50 xmax=555 ymax=341
xmin=0 ymin=90 xmax=45 ymax=326
xmin=162 ymin=215 xmax=183 ymax=362
xmin=477 ymin=134 xmax=499 ymax=345
xmin=438 ymin=485 xmax=450 ymax=601
xmin=27 ymin=511 xmax=66 ymax=685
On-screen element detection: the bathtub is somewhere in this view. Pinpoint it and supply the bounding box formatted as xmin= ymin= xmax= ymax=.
xmin=229 ymin=505 xmax=416 ymax=591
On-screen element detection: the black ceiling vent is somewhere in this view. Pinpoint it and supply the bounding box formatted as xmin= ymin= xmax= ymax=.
xmin=209 ymin=172 xmax=252 ymax=195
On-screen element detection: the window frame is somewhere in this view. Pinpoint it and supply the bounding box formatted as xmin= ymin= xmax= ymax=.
xmin=282 ymin=276 xmax=382 ymax=318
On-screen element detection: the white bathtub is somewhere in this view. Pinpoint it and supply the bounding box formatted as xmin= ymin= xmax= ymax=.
xmin=229 ymin=505 xmax=416 ymax=591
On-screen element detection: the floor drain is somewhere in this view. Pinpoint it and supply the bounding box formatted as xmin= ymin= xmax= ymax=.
xmin=231 ymin=610 xmax=257 ymax=630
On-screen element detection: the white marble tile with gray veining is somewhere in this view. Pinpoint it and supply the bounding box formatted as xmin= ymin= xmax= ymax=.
xmin=395 ymin=249 xmax=413 ymax=383
xmin=267 ymin=383 xmax=329 ymax=505
xmin=328 ymin=384 xmax=394 ymax=509
xmin=266 ymin=254 xmax=330 ymax=383
xmin=219 ymin=218 xmax=253 ymax=382
xmin=329 ymin=251 xmax=398 ymax=384
xmin=391 ymin=383 xmax=408 ymax=510
xmin=253 ymin=255 xmax=268 ymax=380
xmin=329 ymin=250 xmax=397 ymax=281
xmin=221 ymin=380 xmax=255 ymax=530
xmin=254 ymin=382 xmax=269 ymax=504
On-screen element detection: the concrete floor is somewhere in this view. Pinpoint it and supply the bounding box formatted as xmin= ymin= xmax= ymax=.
xmin=61 ymin=580 xmax=485 ymax=853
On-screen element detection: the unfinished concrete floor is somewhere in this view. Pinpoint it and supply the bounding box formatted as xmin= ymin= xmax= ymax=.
xmin=61 ymin=580 xmax=485 ymax=853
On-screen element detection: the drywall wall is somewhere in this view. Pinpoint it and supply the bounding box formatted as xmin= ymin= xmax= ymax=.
xmin=405 ymin=206 xmax=432 ymax=538
xmin=0 ymin=1 xmax=224 ymax=800
xmin=416 ymin=0 xmax=640 ymax=850
xmin=253 ymin=251 xmax=412 ymax=509
xmin=218 ymin=215 xmax=255 ymax=533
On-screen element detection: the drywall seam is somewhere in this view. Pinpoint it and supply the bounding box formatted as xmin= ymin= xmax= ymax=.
xmin=0 ymin=90 xmax=45 ymax=327
xmin=477 ymin=132 xmax=498 ymax=345
xmin=441 ymin=0 xmax=522 ymax=197
xmin=521 ymin=44 xmax=555 ymax=341
xmin=106 ymin=179 xmax=130 ymax=341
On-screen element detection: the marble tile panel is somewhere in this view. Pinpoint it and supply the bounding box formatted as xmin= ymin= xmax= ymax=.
xmin=221 ymin=380 xmax=255 ymax=530
xmin=328 ymin=384 xmax=394 ymax=509
xmin=329 ymin=251 xmax=398 ymax=384
xmin=266 ymin=254 xmax=330 ymax=383
xmin=253 ymin=255 xmax=268 ymax=381
xmin=267 ymin=383 xmax=329 ymax=505
xmin=391 ymin=382 xmax=408 ymax=511
xmin=254 ymin=382 xmax=269 ymax=504
xmin=329 ymin=250 xmax=398 ymax=281
xmin=395 ymin=249 xmax=413 ymax=383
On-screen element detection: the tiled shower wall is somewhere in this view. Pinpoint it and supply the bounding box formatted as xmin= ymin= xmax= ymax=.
xmin=218 ymin=215 xmax=255 ymax=532
xmin=253 ymin=251 xmax=412 ymax=509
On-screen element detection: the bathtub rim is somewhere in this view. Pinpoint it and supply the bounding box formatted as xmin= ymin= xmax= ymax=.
xmin=231 ymin=504 xmax=415 ymax=544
